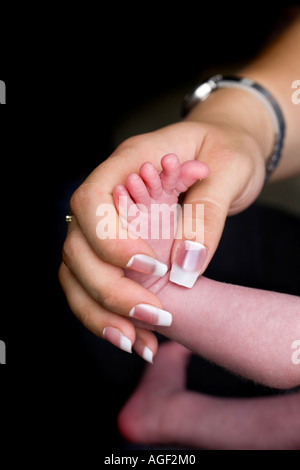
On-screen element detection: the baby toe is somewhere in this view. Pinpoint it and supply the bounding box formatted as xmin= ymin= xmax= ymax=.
xmin=113 ymin=184 xmax=137 ymax=223
xmin=126 ymin=173 xmax=151 ymax=210
xmin=140 ymin=162 xmax=162 ymax=200
xmin=160 ymin=154 xmax=181 ymax=194
xmin=176 ymin=161 xmax=210 ymax=194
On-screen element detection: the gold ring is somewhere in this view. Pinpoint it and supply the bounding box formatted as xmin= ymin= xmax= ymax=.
xmin=65 ymin=212 xmax=73 ymax=224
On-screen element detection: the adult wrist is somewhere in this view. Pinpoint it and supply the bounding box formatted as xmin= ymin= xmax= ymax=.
xmin=183 ymin=86 xmax=275 ymax=169
xmin=185 ymin=86 xmax=274 ymax=153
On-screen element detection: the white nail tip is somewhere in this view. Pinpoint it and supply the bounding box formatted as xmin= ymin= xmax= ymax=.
xmin=152 ymin=260 xmax=168 ymax=277
xmin=126 ymin=257 xmax=134 ymax=268
xmin=169 ymin=264 xmax=200 ymax=288
xmin=142 ymin=346 xmax=153 ymax=364
xmin=128 ymin=307 xmax=135 ymax=317
xmin=119 ymin=335 xmax=132 ymax=353
xmin=156 ymin=309 xmax=173 ymax=326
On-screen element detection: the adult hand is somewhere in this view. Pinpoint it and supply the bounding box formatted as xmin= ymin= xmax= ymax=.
xmin=59 ymin=85 xmax=274 ymax=358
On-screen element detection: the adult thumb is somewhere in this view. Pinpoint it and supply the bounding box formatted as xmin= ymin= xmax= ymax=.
xmin=170 ymin=175 xmax=231 ymax=288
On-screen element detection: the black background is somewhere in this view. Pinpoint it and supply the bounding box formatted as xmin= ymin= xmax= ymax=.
xmin=1 ymin=3 xmax=299 ymax=459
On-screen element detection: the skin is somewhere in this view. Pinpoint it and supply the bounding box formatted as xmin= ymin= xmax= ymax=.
xmin=59 ymin=14 xmax=300 ymax=360
xmin=110 ymin=154 xmax=300 ymax=389
xmin=59 ymin=15 xmax=300 ymax=449
xmin=118 ymin=342 xmax=300 ymax=450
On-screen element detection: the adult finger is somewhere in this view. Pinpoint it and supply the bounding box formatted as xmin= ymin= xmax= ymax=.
xmin=170 ymin=130 xmax=264 ymax=288
xmin=68 ymin=124 xmax=208 ymax=277
xmin=133 ymin=328 xmax=158 ymax=364
xmin=62 ymin=219 xmax=173 ymax=327
xmin=59 ymin=262 xmax=136 ymax=352
xmin=58 ymin=262 xmax=159 ymax=361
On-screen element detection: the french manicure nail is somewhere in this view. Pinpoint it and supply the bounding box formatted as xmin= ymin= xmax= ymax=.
xmin=142 ymin=346 xmax=153 ymax=364
xmin=126 ymin=254 xmax=168 ymax=277
xmin=129 ymin=304 xmax=173 ymax=326
xmin=133 ymin=339 xmax=154 ymax=364
xmin=102 ymin=327 xmax=132 ymax=353
xmin=169 ymin=240 xmax=206 ymax=288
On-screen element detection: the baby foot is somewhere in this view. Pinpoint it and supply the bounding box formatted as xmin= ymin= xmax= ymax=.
xmin=117 ymin=341 xmax=191 ymax=445
xmin=113 ymin=154 xmax=209 ymax=289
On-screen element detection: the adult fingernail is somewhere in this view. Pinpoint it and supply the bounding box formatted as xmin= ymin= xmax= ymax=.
xmin=126 ymin=254 xmax=168 ymax=277
xmin=169 ymin=240 xmax=206 ymax=288
xmin=133 ymin=339 xmax=154 ymax=364
xmin=129 ymin=304 xmax=173 ymax=327
xmin=102 ymin=327 xmax=132 ymax=353
xmin=142 ymin=346 xmax=154 ymax=364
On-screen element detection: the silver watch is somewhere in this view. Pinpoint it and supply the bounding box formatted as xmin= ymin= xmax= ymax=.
xmin=182 ymin=75 xmax=285 ymax=181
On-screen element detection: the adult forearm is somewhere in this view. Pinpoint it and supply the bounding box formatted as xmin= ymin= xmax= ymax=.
xmin=187 ymin=13 xmax=300 ymax=182
xmin=241 ymin=13 xmax=300 ymax=181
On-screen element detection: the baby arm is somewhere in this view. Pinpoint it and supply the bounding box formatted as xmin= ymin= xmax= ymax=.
xmin=153 ymin=275 xmax=300 ymax=389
